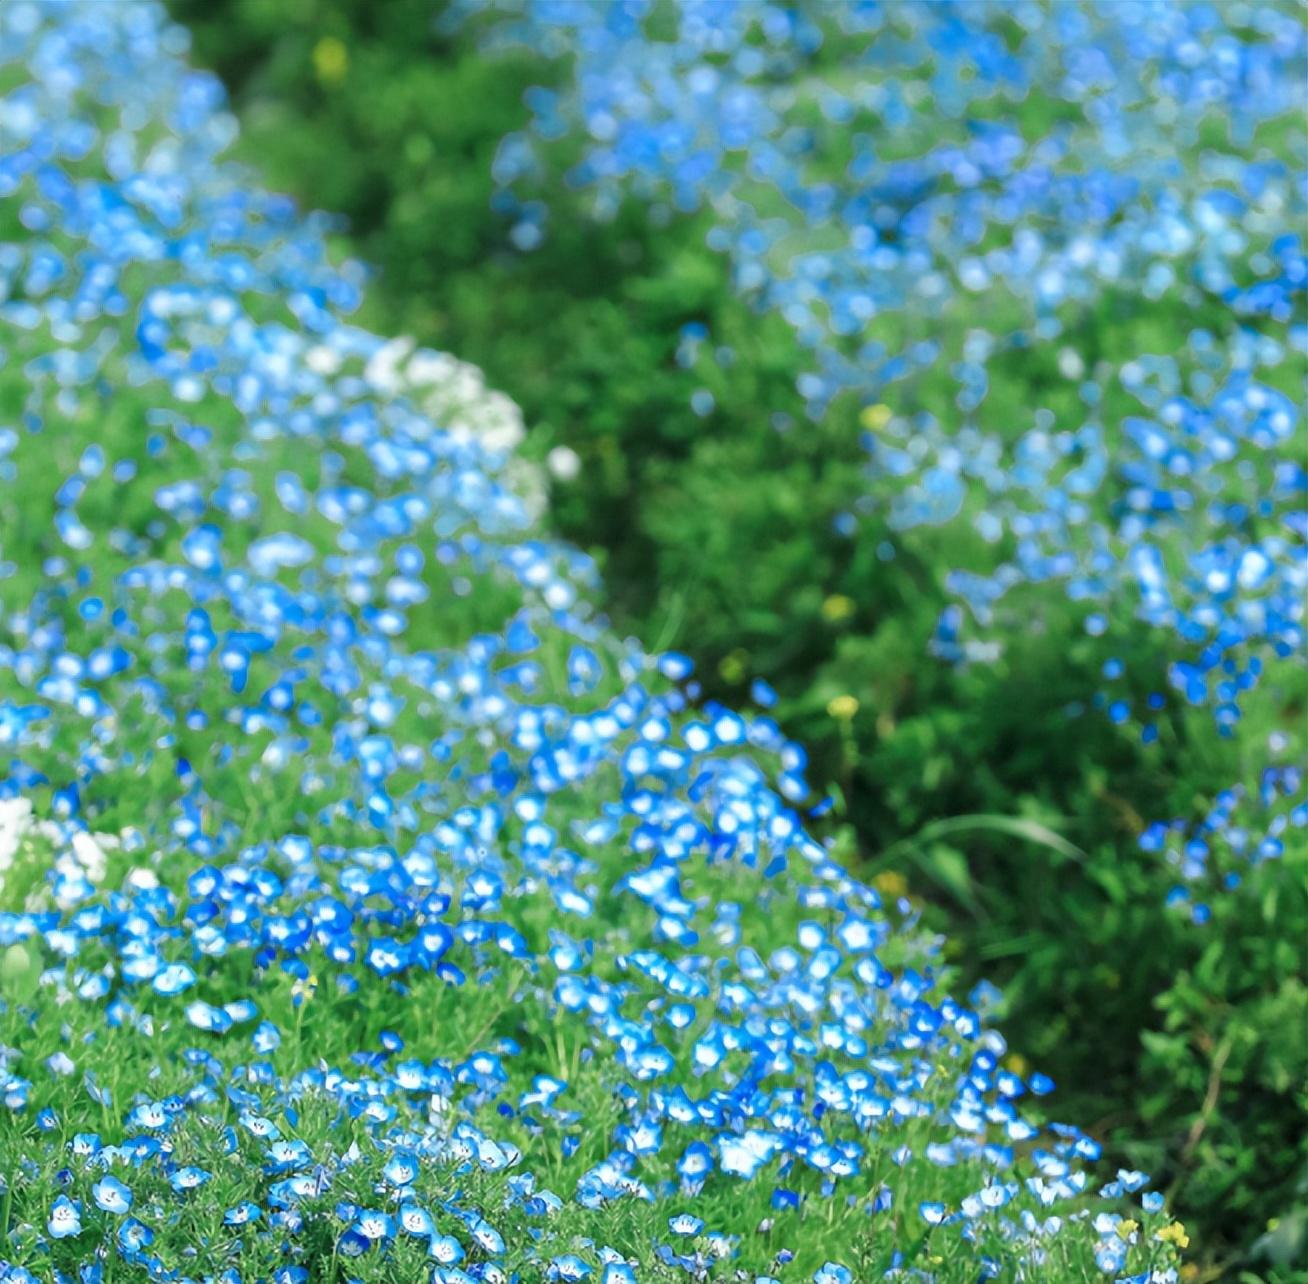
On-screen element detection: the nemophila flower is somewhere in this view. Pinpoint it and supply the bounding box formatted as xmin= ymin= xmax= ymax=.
xmin=225 ymin=997 xmax=259 ymax=1023
xmin=265 ymin=1139 xmax=312 ymax=1173
xmin=70 ymin=1133 xmax=101 ymax=1158
xmin=382 ymin=1149 xmax=420 ymax=1187
xmin=398 ymin=1203 xmax=434 ymax=1237
xmin=91 ymin=1175 xmax=133 ymax=1214
xmin=152 ymin=962 xmax=196 ymax=995
xmin=549 ymin=1255 xmax=592 ymax=1280
xmin=168 ymin=1165 xmax=212 ymax=1193
xmin=352 ymin=1209 xmax=397 ymax=1242
xmin=429 ymin=1233 xmax=466 ymax=1265
xmin=125 ymin=1102 xmax=168 ymax=1131
xmin=48 ymin=1194 xmax=82 ymax=1238
xmin=46 ymin=1050 xmax=75 ymax=1077
xmin=470 ymin=1216 xmax=506 ymax=1255
xmin=223 ymin=1201 xmax=262 ymax=1226
xmin=1094 ymin=1234 xmax=1129 ymax=1273
xmin=238 ymin=1112 xmax=280 ymax=1140
xmin=337 ymin=1227 xmax=373 ymax=1258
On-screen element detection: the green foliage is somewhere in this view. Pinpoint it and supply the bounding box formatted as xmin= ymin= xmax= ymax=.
xmin=167 ymin=2 xmax=1308 ymax=1273
xmin=1135 ymin=845 xmax=1308 ymax=1278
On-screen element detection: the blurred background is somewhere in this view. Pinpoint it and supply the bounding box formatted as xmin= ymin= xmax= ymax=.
xmin=166 ymin=2 xmax=1307 ymax=1278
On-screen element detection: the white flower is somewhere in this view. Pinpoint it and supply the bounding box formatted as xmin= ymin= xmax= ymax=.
xmin=547 ymin=445 xmax=581 ymax=482
xmin=0 ymin=798 xmax=34 ymax=868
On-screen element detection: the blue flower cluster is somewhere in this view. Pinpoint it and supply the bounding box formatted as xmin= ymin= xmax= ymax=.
xmin=1142 ymin=754 xmax=1306 ymax=925
xmin=894 ymin=342 xmax=1303 ymax=740
xmin=0 ymin=3 xmax=1191 ymax=1282
xmin=481 ymin=1 xmax=1303 ymax=350
xmin=464 ymin=0 xmax=1306 ymax=899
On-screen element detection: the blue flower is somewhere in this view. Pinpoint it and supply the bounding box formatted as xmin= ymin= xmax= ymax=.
xmin=223 ymin=1201 xmax=263 ymax=1226
xmin=352 ymin=1210 xmax=396 ymax=1242
xmin=48 ymin=1195 xmax=82 ymax=1239
xmin=382 ymin=1149 xmax=420 ymax=1188
xmin=168 ymin=1166 xmax=212 ymax=1193
xmin=91 ymin=1175 xmax=132 ymax=1214
xmin=430 ymin=1233 xmax=466 ymax=1265
xmin=549 ymin=1255 xmax=592 ymax=1281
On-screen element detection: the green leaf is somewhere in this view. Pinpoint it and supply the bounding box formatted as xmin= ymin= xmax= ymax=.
xmin=0 ymin=944 xmax=40 ymax=1002
xmin=861 ymin=812 xmax=1091 ymax=922
xmin=917 ymin=843 xmax=985 ymax=919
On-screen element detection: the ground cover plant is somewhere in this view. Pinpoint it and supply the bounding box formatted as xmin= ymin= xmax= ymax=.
xmin=160 ymin=1 xmax=1308 ymax=1275
xmin=0 ymin=3 xmax=1243 ymax=1282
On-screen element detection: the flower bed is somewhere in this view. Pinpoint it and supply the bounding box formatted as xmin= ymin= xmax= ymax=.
xmin=0 ymin=4 xmax=1215 ymax=1282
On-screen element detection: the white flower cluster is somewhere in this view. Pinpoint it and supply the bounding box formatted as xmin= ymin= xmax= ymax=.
xmin=349 ymin=335 xmax=569 ymax=517
xmin=0 ymin=797 xmax=34 ymax=890
xmin=0 ymin=798 xmax=114 ymax=908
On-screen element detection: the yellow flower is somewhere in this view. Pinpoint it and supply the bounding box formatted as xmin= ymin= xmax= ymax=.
xmin=1116 ymin=1220 xmax=1139 ymax=1240
xmin=827 ymin=694 xmax=859 ymax=721
xmin=718 ymin=649 xmax=748 ymax=684
xmin=1002 ymin=1052 xmax=1028 ymax=1077
xmin=312 ymin=37 xmax=349 ymax=87
xmin=291 ymin=973 xmax=319 ymax=1004
xmin=1156 ymin=1221 xmax=1190 ymax=1249
xmin=873 ymin=870 xmax=908 ymax=899
xmin=821 ymin=593 xmax=855 ymax=623
xmin=860 ymin=403 xmax=893 ymax=431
